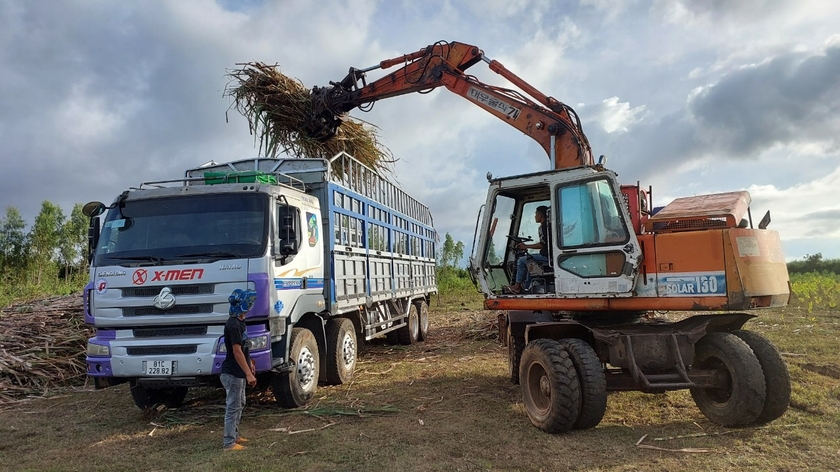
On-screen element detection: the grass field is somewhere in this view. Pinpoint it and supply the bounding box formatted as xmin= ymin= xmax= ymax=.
xmin=1 ymin=290 xmax=839 ymax=471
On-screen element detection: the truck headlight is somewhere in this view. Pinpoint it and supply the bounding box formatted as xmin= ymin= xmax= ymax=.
xmin=87 ymin=342 xmax=110 ymax=357
xmin=217 ymin=335 xmax=268 ymax=353
xmin=250 ymin=335 xmax=268 ymax=351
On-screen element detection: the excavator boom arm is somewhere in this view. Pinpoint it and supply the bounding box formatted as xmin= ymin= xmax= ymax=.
xmin=307 ymin=41 xmax=593 ymax=169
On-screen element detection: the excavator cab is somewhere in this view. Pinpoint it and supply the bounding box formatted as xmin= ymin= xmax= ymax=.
xmin=470 ymin=167 xmax=642 ymax=298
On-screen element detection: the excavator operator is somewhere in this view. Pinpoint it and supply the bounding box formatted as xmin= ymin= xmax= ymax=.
xmin=505 ymin=205 xmax=549 ymax=294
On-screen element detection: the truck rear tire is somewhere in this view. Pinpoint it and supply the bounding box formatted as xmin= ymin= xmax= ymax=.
xmin=519 ymin=339 xmax=581 ymax=434
xmin=397 ymin=304 xmax=419 ymax=345
xmin=274 ymin=328 xmax=319 ymax=408
xmin=415 ymin=300 xmax=430 ymax=341
xmin=129 ymin=380 xmax=188 ymax=410
xmin=558 ymin=338 xmax=607 ymax=430
xmin=325 ymin=318 xmax=357 ymax=385
xmin=690 ymin=332 xmax=766 ymax=426
xmin=732 ymin=330 xmax=791 ymax=424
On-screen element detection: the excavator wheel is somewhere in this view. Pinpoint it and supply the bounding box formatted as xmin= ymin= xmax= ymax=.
xmin=689 ymin=332 xmax=766 ymax=426
xmin=731 ymin=330 xmax=791 ymax=424
xmin=558 ymin=338 xmax=606 ymax=430
xmin=508 ymin=331 xmax=526 ymax=385
xmin=519 ymin=339 xmax=581 ymax=433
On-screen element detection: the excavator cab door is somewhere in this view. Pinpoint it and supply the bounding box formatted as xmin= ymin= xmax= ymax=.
xmin=549 ymin=170 xmax=641 ymax=296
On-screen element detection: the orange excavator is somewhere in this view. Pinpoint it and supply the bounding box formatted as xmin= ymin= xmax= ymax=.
xmin=305 ymin=40 xmax=792 ymax=434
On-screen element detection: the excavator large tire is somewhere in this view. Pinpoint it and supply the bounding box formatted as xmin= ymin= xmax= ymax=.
xmin=690 ymin=332 xmax=766 ymax=426
xmin=508 ymin=331 xmax=526 ymax=384
xmin=732 ymin=330 xmax=791 ymax=424
xmin=558 ymin=338 xmax=606 ymax=430
xmin=519 ymin=339 xmax=581 ymax=434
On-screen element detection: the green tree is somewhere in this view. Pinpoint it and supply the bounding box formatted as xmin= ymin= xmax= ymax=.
xmin=29 ymin=201 xmax=65 ymax=285
xmin=439 ymin=233 xmax=465 ymax=269
xmin=0 ymin=206 xmax=29 ymax=273
xmin=59 ymin=203 xmax=88 ymax=278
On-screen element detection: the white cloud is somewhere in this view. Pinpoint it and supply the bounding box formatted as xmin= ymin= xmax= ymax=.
xmin=587 ymin=96 xmax=647 ymax=133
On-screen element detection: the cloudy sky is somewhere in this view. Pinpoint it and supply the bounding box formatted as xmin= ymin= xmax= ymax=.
xmin=2 ymin=0 xmax=839 ymax=262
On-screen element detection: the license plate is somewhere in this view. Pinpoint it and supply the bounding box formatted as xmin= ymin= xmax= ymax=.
xmin=146 ymin=360 xmax=172 ymax=376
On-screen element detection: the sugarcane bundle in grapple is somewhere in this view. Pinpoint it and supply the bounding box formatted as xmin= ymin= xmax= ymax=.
xmin=225 ymin=62 xmax=392 ymax=173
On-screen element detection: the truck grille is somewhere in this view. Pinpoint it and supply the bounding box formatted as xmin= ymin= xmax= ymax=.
xmin=122 ymin=284 xmax=214 ymax=297
xmin=133 ymin=326 xmax=208 ymax=338
xmin=126 ymin=345 xmax=197 ymax=356
xmin=122 ymin=304 xmax=213 ymax=317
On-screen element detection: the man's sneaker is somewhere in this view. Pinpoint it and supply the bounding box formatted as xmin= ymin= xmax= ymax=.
xmin=235 ymin=437 xmax=249 ymax=445
xmin=224 ymin=443 xmax=246 ymax=451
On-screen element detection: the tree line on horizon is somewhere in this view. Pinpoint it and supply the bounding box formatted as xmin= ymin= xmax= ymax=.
xmin=786 ymin=253 xmax=840 ymax=275
xmin=1 ymin=210 xmax=837 ymax=306
xmin=0 ymin=202 xmax=89 ymax=304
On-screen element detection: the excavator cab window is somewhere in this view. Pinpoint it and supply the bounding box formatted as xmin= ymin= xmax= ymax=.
xmin=555 ymin=178 xmax=630 ymax=278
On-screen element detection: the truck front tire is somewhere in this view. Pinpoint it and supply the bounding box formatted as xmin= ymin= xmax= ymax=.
xmin=274 ymin=328 xmax=319 ymax=408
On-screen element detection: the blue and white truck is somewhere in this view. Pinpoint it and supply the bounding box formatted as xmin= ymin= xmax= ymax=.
xmin=82 ymin=153 xmax=437 ymax=409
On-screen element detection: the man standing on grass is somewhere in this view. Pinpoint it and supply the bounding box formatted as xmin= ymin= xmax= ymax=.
xmin=221 ymin=289 xmax=258 ymax=451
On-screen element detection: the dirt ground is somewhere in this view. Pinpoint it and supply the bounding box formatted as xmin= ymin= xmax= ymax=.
xmin=1 ymin=303 xmax=839 ymax=471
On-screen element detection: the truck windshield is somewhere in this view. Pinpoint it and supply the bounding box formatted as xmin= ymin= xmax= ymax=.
xmin=94 ymin=194 xmax=268 ymax=266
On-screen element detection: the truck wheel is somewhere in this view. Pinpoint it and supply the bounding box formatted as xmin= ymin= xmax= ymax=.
xmin=519 ymin=339 xmax=581 ymax=434
xmin=129 ymin=380 xmax=188 ymax=410
xmin=415 ymin=300 xmax=430 ymax=341
xmin=326 ymin=318 xmax=357 ymax=385
xmin=508 ymin=331 xmax=525 ymax=385
xmin=273 ymin=328 xmax=319 ymax=408
xmin=558 ymin=338 xmax=607 ymax=430
xmin=732 ymin=330 xmax=791 ymax=424
xmin=690 ymin=332 xmax=766 ymax=426
xmin=397 ymin=304 xmax=419 ymax=345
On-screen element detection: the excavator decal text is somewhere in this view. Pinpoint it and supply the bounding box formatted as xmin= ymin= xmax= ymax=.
xmin=467 ymin=87 xmax=521 ymax=120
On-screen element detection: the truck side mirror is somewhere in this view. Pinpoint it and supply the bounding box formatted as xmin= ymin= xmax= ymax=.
xmin=276 ymin=204 xmax=300 ymax=258
xmin=87 ymin=216 xmax=101 ymax=264
xmin=83 ymin=201 xmax=106 ymax=218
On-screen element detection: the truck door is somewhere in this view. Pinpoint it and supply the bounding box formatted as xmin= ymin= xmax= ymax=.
xmin=551 ymin=175 xmax=641 ymax=295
